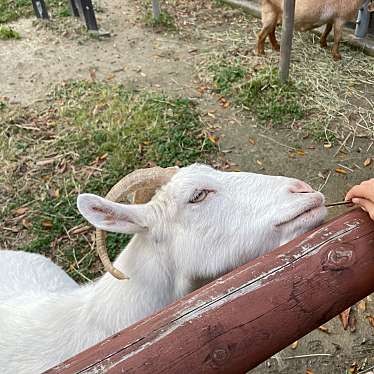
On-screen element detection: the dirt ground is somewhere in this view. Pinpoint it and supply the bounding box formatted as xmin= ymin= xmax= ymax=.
xmin=1 ymin=0 xmax=373 ymax=373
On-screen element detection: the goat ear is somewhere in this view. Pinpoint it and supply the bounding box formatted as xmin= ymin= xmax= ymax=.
xmin=77 ymin=193 xmax=148 ymax=234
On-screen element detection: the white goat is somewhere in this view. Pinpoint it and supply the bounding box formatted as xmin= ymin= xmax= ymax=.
xmin=256 ymin=0 xmax=365 ymax=60
xmin=0 ymin=164 xmax=327 ymax=373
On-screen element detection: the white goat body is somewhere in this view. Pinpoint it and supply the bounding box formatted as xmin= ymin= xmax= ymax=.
xmin=0 ymin=165 xmax=327 ymax=373
xmin=256 ymin=0 xmax=365 ymax=60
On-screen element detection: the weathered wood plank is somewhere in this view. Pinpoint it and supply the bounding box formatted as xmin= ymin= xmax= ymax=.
xmin=46 ymin=209 xmax=374 ymax=373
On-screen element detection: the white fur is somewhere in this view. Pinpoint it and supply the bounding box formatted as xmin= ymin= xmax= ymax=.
xmin=0 ymin=164 xmax=327 ymax=373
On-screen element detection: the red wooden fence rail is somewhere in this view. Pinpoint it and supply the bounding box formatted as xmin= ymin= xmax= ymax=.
xmin=46 ymin=209 xmax=374 ymax=373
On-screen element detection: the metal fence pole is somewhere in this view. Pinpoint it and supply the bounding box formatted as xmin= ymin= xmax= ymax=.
xmin=279 ymin=0 xmax=295 ymax=83
xmin=152 ymin=0 xmax=161 ymax=18
xmin=355 ymin=0 xmax=370 ymax=38
xmin=31 ymin=0 xmax=49 ymax=19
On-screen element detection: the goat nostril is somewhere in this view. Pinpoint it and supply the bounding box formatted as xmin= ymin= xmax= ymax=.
xmin=289 ymin=181 xmax=314 ymax=194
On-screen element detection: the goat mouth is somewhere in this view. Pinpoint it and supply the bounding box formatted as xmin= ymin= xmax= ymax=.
xmin=276 ymin=205 xmax=325 ymax=227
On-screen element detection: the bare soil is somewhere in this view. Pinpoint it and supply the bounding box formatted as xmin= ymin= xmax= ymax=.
xmin=1 ymin=0 xmax=373 ymax=373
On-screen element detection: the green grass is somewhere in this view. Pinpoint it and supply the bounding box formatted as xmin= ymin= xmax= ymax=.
xmin=0 ymin=0 xmax=69 ymax=23
xmin=0 ymin=81 xmax=217 ymax=282
xmin=210 ymin=60 xmax=246 ymax=95
xmin=0 ymin=25 xmax=20 ymax=39
xmin=143 ymin=9 xmax=176 ymax=30
xmin=212 ymin=0 xmax=226 ymax=7
xmin=237 ymin=67 xmax=304 ymax=125
xmin=305 ymin=121 xmax=337 ymax=143
xmin=210 ymin=62 xmax=305 ymax=126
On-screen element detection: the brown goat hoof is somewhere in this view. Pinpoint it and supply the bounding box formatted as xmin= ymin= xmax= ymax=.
xmin=320 ymin=41 xmax=328 ymax=49
xmin=272 ymin=44 xmax=280 ymax=52
xmin=255 ymin=49 xmax=266 ymax=56
xmin=332 ymin=52 xmax=342 ymax=61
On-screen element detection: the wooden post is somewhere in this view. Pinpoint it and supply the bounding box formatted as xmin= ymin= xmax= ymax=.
xmin=279 ymin=0 xmax=296 ymax=83
xmin=152 ymin=0 xmax=161 ymax=19
xmin=46 ymin=208 xmax=374 ymax=374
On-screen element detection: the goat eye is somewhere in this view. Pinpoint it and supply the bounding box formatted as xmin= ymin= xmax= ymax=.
xmin=189 ymin=189 xmax=209 ymax=204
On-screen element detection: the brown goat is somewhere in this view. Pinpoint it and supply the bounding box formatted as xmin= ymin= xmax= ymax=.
xmin=256 ymin=0 xmax=365 ymax=60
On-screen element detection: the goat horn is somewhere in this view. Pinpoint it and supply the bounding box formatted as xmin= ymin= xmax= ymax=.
xmin=96 ymin=166 xmax=178 ymax=280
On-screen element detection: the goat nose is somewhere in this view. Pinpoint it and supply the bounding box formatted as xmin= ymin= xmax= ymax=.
xmin=289 ymin=181 xmax=315 ymax=194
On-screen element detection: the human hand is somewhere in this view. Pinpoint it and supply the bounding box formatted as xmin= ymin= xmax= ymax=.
xmin=345 ymin=179 xmax=374 ymax=220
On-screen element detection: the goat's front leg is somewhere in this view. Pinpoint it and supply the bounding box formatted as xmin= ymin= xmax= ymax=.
xmin=320 ymin=23 xmax=333 ymax=49
xmin=256 ymin=3 xmax=278 ymax=55
xmin=332 ymin=19 xmax=344 ymax=60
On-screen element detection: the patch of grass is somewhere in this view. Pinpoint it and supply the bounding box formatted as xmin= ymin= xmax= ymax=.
xmin=305 ymin=121 xmax=337 ymax=144
xmin=237 ymin=66 xmax=304 ymax=125
xmin=0 ymin=101 xmax=6 ymax=110
xmin=0 ymin=0 xmax=67 ymax=23
xmin=143 ymin=10 xmax=176 ymax=30
xmin=212 ymin=0 xmax=225 ymax=6
xmin=208 ymin=60 xmax=304 ymax=126
xmin=57 ymin=6 xmax=71 ymax=17
xmin=0 ymin=25 xmax=20 ymax=39
xmin=0 ymin=81 xmax=217 ymax=282
xmin=210 ymin=60 xmax=246 ymax=95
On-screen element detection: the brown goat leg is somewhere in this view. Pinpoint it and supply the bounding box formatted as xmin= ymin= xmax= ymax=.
xmin=332 ymin=19 xmax=344 ymax=60
xmin=256 ymin=20 xmax=279 ymax=55
xmin=269 ymin=28 xmax=280 ymax=51
xmin=256 ymin=28 xmax=269 ymax=55
xmin=256 ymin=3 xmax=279 ymax=56
xmin=320 ymin=23 xmax=333 ymax=49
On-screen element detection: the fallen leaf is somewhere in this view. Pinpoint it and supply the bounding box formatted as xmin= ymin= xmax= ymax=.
xmin=89 ymin=68 xmax=96 ymax=81
xmin=335 ymin=167 xmax=347 ymax=175
xmin=296 ymin=149 xmax=305 ymax=156
xmin=339 ymin=307 xmax=351 ymax=330
xmin=349 ymin=362 xmax=358 ymax=374
xmin=364 ymin=158 xmax=372 ymax=167
xmin=106 ymin=73 xmax=115 ymax=80
xmin=256 ymin=160 xmax=263 ymax=166
xmin=207 ymin=112 xmax=216 ymax=118
xmin=49 ymin=189 xmax=60 ymax=199
xmin=248 ymin=138 xmax=256 ymax=145
xmin=367 ymin=316 xmax=374 ymax=327
xmin=208 ymin=135 xmax=218 ymax=144
xmin=291 ymin=341 xmax=298 ymax=349
xmin=41 ymin=220 xmax=54 ymax=230
xmin=14 ymin=207 xmax=29 ymax=216
xmin=306 ymin=369 xmax=314 ymax=374
xmin=22 ymin=218 xmax=32 ymax=229
xmin=357 ymin=299 xmax=366 ymax=312
xmin=318 ymin=325 xmax=330 ymax=334
xmin=324 ymin=143 xmax=332 ymax=149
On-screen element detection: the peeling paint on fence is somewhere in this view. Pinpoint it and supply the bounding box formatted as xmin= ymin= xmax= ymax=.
xmin=45 ymin=209 xmax=374 ymax=374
